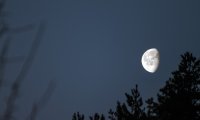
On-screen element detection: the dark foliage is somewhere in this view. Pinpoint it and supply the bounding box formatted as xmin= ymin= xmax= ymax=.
xmin=109 ymin=84 xmax=146 ymax=120
xmin=72 ymin=112 xmax=105 ymax=120
xmin=72 ymin=112 xmax=84 ymax=120
xmin=155 ymin=52 xmax=200 ymax=120
xmin=72 ymin=52 xmax=200 ymax=120
xmin=89 ymin=113 xmax=105 ymax=120
xmin=145 ymin=98 xmax=157 ymax=120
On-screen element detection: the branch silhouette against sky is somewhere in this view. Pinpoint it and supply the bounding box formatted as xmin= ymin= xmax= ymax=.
xmin=0 ymin=1 xmax=55 ymax=120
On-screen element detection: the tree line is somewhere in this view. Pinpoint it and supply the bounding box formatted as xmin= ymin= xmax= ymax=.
xmin=72 ymin=52 xmax=200 ymax=120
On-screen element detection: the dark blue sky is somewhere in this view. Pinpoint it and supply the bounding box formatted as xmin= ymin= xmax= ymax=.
xmin=3 ymin=0 xmax=200 ymax=120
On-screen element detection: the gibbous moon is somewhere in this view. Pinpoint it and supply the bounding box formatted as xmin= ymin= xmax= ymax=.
xmin=141 ymin=48 xmax=160 ymax=73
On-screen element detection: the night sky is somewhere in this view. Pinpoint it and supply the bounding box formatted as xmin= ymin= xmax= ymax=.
xmin=2 ymin=0 xmax=200 ymax=120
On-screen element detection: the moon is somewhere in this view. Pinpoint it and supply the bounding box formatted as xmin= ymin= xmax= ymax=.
xmin=141 ymin=48 xmax=160 ymax=73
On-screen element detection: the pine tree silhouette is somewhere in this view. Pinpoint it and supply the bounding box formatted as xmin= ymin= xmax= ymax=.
xmin=72 ymin=112 xmax=105 ymax=120
xmin=89 ymin=113 xmax=105 ymax=120
xmin=72 ymin=52 xmax=200 ymax=120
xmin=109 ymin=84 xmax=146 ymax=120
xmin=72 ymin=112 xmax=85 ymax=120
xmin=155 ymin=52 xmax=200 ymax=120
xmin=145 ymin=98 xmax=157 ymax=120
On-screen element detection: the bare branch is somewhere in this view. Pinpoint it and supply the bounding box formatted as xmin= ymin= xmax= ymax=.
xmin=2 ymin=22 xmax=46 ymax=120
xmin=26 ymin=80 xmax=56 ymax=120
xmin=0 ymin=36 xmax=11 ymax=92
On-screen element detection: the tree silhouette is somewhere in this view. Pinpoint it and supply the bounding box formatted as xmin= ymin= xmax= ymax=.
xmin=108 ymin=84 xmax=146 ymax=120
xmin=72 ymin=112 xmax=85 ymax=120
xmin=72 ymin=112 xmax=105 ymax=120
xmin=154 ymin=52 xmax=200 ymax=120
xmin=89 ymin=113 xmax=105 ymax=120
xmin=72 ymin=52 xmax=200 ymax=120
xmin=145 ymin=98 xmax=157 ymax=120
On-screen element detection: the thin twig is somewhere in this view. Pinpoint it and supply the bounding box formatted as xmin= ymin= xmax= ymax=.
xmin=0 ymin=36 xmax=11 ymax=93
xmin=26 ymin=80 xmax=56 ymax=120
